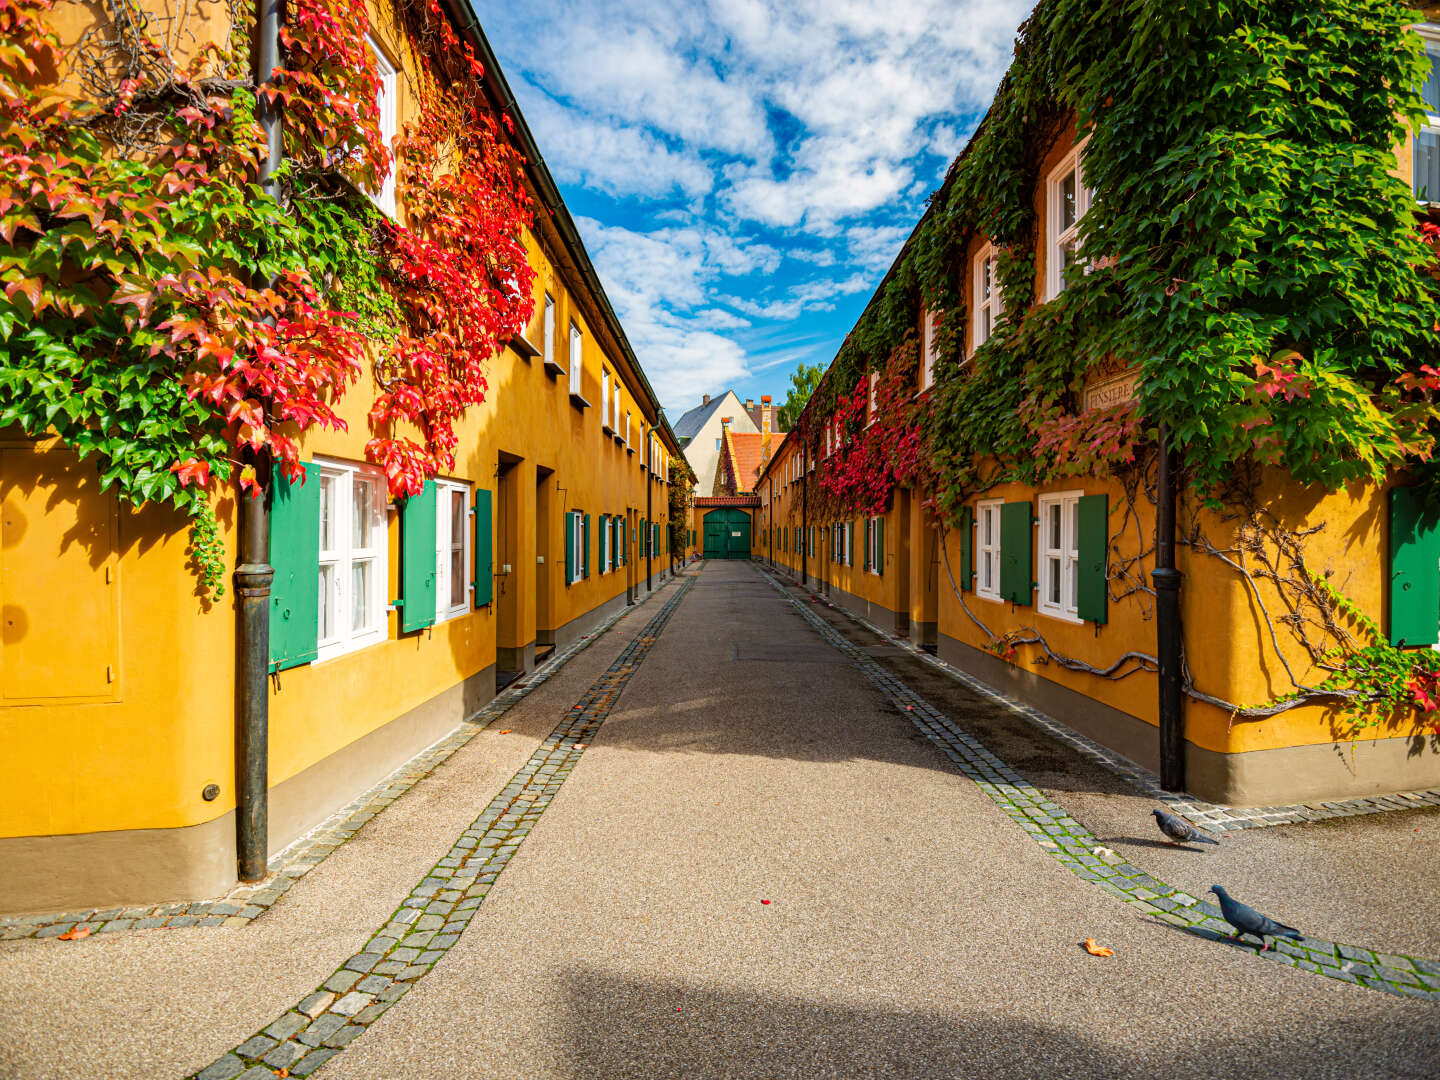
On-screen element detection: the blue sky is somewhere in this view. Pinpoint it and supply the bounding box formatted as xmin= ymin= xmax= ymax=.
xmin=479 ymin=0 xmax=1032 ymax=419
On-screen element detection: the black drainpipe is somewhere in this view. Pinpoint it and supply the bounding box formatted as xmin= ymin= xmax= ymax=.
xmin=800 ymin=441 xmax=809 ymax=587
xmin=236 ymin=0 xmax=283 ymax=883
xmin=1152 ymin=425 xmax=1185 ymax=791
xmin=645 ymin=441 xmax=653 ymax=593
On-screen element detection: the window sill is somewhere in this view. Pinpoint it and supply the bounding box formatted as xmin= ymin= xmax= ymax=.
xmin=602 ymin=421 xmax=614 ymax=435
xmin=626 ymin=445 xmax=635 ymax=455
xmin=613 ymin=432 xmax=626 ymax=445
xmin=509 ymin=333 xmax=541 ymax=360
xmin=1037 ymin=605 xmax=1083 ymax=625
xmin=435 ymin=605 xmax=470 ymax=625
xmin=314 ymin=628 xmax=387 ymax=665
xmin=974 ymin=591 xmax=1004 ymax=604
xmin=569 ymin=391 xmax=591 ymax=409
xmin=542 ymin=357 xmax=565 ymax=377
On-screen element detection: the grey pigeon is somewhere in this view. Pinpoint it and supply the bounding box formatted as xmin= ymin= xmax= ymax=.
xmin=1152 ymin=808 xmax=1220 ymax=846
xmin=1209 ymin=886 xmax=1302 ymax=951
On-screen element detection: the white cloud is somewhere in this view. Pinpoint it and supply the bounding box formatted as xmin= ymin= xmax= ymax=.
xmin=724 ymin=271 xmax=873 ymax=321
xmin=845 ymin=224 xmax=911 ymax=274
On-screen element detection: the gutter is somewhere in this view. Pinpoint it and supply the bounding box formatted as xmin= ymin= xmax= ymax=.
xmin=439 ymin=0 xmax=683 ymax=456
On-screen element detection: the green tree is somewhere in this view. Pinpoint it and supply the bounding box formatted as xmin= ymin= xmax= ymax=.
xmin=778 ymin=361 xmax=825 ymax=429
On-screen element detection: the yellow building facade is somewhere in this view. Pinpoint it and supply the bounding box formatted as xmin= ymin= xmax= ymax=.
xmin=0 ymin=0 xmax=683 ymax=914
xmin=757 ymin=20 xmax=1440 ymax=809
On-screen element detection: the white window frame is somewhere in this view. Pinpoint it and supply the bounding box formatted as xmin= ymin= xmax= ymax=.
xmin=1046 ymin=143 xmax=1091 ymax=301
xmin=1037 ymin=491 xmax=1082 ymax=622
xmin=921 ymin=307 xmax=938 ymax=389
xmin=975 ymin=499 xmax=1003 ymax=602
xmin=315 ymin=458 xmax=388 ymax=663
xmin=601 ymin=369 xmax=612 ymax=431
xmin=542 ymin=293 xmax=556 ymax=368
xmin=973 ymin=244 xmax=1004 ymax=352
xmin=867 ymin=371 xmax=878 ymax=426
xmin=568 ymin=509 xmax=584 ymax=584
xmin=599 ymin=514 xmax=609 ymax=573
xmin=434 ymin=478 xmax=471 ymax=623
xmin=568 ymin=322 xmax=583 ymax=396
xmin=365 ymin=37 xmax=398 ymax=219
xmin=612 ymin=383 xmax=622 ymax=438
xmin=625 ymin=411 xmax=632 ymax=448
xmin=865 ymin=515 xmax=882 ymax=576
xmin=1417 ymin=26 xmax=1440 ymax=201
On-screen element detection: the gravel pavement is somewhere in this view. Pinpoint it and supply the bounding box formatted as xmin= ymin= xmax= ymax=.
xmin=2 ymin=560 xmax=1437 ymax=1079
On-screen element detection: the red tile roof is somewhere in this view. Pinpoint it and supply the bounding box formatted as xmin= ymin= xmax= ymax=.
xmin=722 ymin=430 xmax=769 ymax=495
xmin=695 ymin=495 xmax=761 ymax=507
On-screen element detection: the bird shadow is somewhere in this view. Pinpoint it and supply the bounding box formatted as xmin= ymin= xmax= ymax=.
xmin=1142 ymin=916 xmax=1319 ymax=956
xmin=1098 ymin=834 xmax=1217 ymax=853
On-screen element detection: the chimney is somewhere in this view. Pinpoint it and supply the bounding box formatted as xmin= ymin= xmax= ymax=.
xmin=721 ymin=416 xmax=732 ymax=428
xmin=760 ymin=396 xmax=772 ymax=437
xmin=745 ymin=398 xmax=754 ymax=410
xmin=702 ymin=394 xmax=711 ymax=406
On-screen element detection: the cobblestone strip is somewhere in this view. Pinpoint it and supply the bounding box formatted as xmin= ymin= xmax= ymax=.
xmin=758 ymin=566 xmax=1440 ymax=1003
xmin=770 ymin=568 xmax=1440 ymax=833
xmin=184 ymin=576 xmax=694 ymax=1080
xmin=0 ymin=578 xmax=679 ymax=944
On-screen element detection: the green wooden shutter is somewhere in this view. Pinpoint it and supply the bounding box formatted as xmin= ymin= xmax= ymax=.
xmin=583 ymin=513 xmax=591 ymax=578
xmin=959 ymin=506 xmax=974 ymax=591
xmin=472 ymin=488 xmax=493 ymax=607
xmin=847 ymin=521 xmax=854 ymax=566
xmin=640 ymin=517 xmax=646 ymax=557
xmin=269 ymin=462 xmax=320 ymax=671
xmin=1390 ymin=486 xmax=1440 ymax=646
xmin=875 ymin=517 xmax=884 ymax=575
xmin=1000 ymin=500 xmax=1033 ymax=605
xmin=1076 ymin=494 xmax=1108 ymax=624
xmin=400 ymin=480 xmax=437 ymax=632
xmin=565 ymin=512 xmax=576 ymax=584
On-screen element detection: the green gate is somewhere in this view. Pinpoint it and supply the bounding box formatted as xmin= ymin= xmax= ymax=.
xmin=703 ymin=508 xmax=751 ymax=559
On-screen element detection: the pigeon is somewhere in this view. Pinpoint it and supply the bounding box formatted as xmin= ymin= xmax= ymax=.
xmin=1209 ymin=886 xmax=1302 ymax=951
xmin=1152 ymin=808 xmax=1220 ymax=846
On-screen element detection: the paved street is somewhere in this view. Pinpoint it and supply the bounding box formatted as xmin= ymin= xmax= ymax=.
xmin=3 ymin=560 xmax=1439 ymax=1079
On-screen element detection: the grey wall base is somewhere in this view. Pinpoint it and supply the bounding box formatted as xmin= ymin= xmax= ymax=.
xmin=938 ymin=632 xmax=1440 ymax=806
xmin=0 ymin=665 xmax=494 ymax=916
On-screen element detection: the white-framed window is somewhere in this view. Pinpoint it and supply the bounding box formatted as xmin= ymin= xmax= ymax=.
xmin=921 ymin=307 xmax=938 ymax=389
xmin=1418 ymin=27 xmax=1440 ymax=201
xmin=568 ymin=323 xmax=583 ymax=396
xmin=865 ymin=515 xmax=882 ymax=575
xmin=975 ymin=499 xmax=1002 ymax=602
xmin=316 ymin=459 xmax=387 ymax=662
xmin=567 ymin=509 xmax=584 ymax=584
xmin=1037 ymin=491 xmax=1082 ymax=621
xmin=612 ymin=383 xmax=622 ymax=436
xmin=434 ymin=478 xmax=470 ymax=623
xmin=867 ymin=371 xmax=878 ymax=425
xmin=973 ymin=244 xmax=1004 ymax=352
xmin=602 ymin=369 xmax=612 ymax=430
xmin=625 ymin=412 xmax=632 ymax=447
xmin=1046 ymin=143 xmax=1091 ymax=300
xmin=825 ymin=424 xmax=832 ymax=458
xmin=599 ymin=514 xmax=610 ymax=572
xmin=365 ymin=37 xmax=398 ymax=218
xmin=838 ymin=520 xmax=851 ymax=565
xmin=542 ymin=293 xmax=556 ymax=368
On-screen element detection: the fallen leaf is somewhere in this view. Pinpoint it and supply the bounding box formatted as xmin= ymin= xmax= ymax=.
xmin=760 ymin=899 xmax=771 ymax=905
xmin=58 ymin=926 xmax=91 ymax=940
xmin=498 ymin=730 xmax=511 ymax=735
xmin=1083 ymin=937 xmax=1114 ymax=957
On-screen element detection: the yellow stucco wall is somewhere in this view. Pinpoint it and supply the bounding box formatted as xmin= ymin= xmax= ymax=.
xmin=0 ymin=1 xmax=678 ymax=845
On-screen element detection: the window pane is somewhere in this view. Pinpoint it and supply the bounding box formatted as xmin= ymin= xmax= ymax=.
xmin=451 ymin=491 xmax=465 ymax=544
xmin=1048 ymin=557 xmax=1061 ymax=604
xmin=1424 ymin=48 xmax=1440 ymax=114
xmin=1417 ymin=129 xmax=1440 ymax=201
xmin=981 ymin=257 xmax=992 ymax=300
xmin=318 ymin=562 xmax=334 ymax=640
xmin=1048 ymin=503 xmax=1062 ymax=549
xmin=352 ymin=559 xmax=371 ymax=633
xmin=1068 ymin=557 xmax=1079 ymax=609
xmin=352 ymin=477 xmax=372 ymax=548
xmin=319 ymin=474 xmax=336 ymax=553
xmin=451 ymin=547 xmax=464 ymax=606
xmin=1060 ymin=170 xmax=1077 ymax=232
xmin=981 ymin=307 xmax=991 ymax=341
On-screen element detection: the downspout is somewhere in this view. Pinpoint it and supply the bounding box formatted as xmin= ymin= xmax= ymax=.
xmin=1152 ymin=425 xmax=1185 ymax=791
xmin=645 ymin=444 xmax=653 ymax=593
xmin=801 ymin=442 xmax=809 ymax=586
xmin=236 ymin=0 xmax=283 ymax=883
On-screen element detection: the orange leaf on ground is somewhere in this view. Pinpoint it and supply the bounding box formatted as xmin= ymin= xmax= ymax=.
xmin=1083 ymin=938 xmax=1114 ymax=957
xmin=58 ymin=926 xmax=91 ymax=940
xmin=498 ymin=729 xmax=511 ymax=734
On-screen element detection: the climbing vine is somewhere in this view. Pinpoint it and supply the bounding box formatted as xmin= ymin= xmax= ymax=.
xmin=783 ymin=0 xmax=1440 ymax=735
xmin=0 ymin=0 xmax=533 ymax=594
